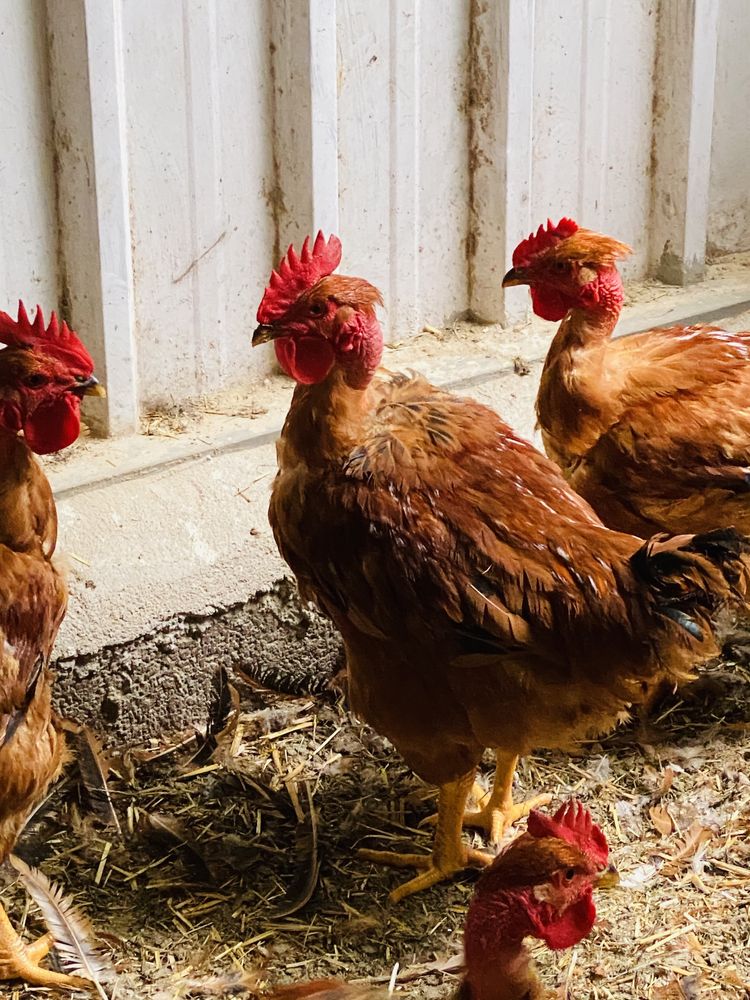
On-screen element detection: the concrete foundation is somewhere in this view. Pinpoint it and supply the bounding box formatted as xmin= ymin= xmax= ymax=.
xmin=54 ymin=580 xmax=342 ymax=746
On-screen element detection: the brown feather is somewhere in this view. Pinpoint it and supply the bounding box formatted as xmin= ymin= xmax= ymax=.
xmin=543 ymin=228 xmax=632 ymax=267
xmin=74 ymin=726 xmax=122 ymax=835
xmin=0 ymin=433 xmax=67 ymax=861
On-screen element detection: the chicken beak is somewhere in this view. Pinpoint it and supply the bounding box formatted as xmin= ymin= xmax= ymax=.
xmin=501 ymin=267 xmax=530 ymax=287
xmin=78 ymin=375 xmax=107 ymax=398
xmin=594 ymin=863 xmax=620 ymax=890
xmin=252 ymin=324 xmax=281 ymax=346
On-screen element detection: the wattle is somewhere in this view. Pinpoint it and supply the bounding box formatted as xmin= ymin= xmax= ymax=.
xmin=23 ymin=395 xmax=82 ymax=455
xmin=530 ymin=286 xmax=571 ymax=322
xmin=541 ymin=891 xmax=596 ymax=950
xmin=275 ymin=336 xmax=335 ymax=385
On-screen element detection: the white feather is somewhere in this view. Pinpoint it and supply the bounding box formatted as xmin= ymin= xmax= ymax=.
xmin=9 ymin=854 xmax=114 ymax=999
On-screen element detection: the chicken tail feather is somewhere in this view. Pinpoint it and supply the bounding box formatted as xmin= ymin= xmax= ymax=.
xmin=631 ymin=526 xmax=750 ymax=637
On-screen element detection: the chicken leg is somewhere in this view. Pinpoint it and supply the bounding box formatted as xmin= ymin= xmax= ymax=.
xmin=463 ymin=751 xmax=552 ymax=843
xmin=357 ymin=771 xmax=494 ymax=902
xmin=421 ymin=752 xmax=552 ymax=843
xmin=0 ymin=903 xmax=88 ymax=991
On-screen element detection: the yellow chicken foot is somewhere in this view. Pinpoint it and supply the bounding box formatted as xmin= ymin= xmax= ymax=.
xmin=23 ymin=931 xmax=54 ymax=963
xmin=0 ymin=904 xmax=89 ymax=991
xmin=421 ymin=752 xmax=552 ymax=843
xmin=464 ymin=751 xmax=552 ymax=843
xmin=358 ymin=772 xmax=494 ymax=902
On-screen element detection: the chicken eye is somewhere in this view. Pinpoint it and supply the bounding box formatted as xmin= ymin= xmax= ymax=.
xmin=551 ymin=260 xmax=568 ymax=273
xmin=308 ymin=302 xmax=326 ymax=317
xmin=564 ymin=867 xmax=576 ymax=881
xmin=24 ymin=373 xmax=47 ymax=388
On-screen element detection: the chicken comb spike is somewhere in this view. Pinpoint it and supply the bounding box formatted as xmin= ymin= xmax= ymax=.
xmin=257 ymin=232 xmax=343 ymax=324
xmin=0 ymin=300 xmax=94 ymax=371
xmin=512 ymin=217 xmax=579 ymax=268
xmin=527 ymin=798 xmax=609 ymax=867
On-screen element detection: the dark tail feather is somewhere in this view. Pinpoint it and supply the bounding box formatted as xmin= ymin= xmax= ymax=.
xmin=631 ymin=527 xmax=750 ymax=639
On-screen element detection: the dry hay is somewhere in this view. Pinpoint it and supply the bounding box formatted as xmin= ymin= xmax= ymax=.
xmin=2 ymin=654 xmax=750 ymax=1000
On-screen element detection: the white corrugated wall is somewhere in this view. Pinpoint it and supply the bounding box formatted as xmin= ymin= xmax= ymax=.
xmin=0 ymin=0 xmax=745 ymax=433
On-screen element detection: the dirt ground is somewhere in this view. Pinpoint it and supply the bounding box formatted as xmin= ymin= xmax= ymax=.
xmin=3 ymin=643 xmax=750 ymax=1000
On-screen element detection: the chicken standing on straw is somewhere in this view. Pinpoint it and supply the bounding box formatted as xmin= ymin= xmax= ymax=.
xmin=0 ymin=303 xmax=109 ymax=992
xmin=253 ymin=233 xmax=748 ymax=901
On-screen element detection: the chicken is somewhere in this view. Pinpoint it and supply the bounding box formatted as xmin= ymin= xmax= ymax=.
xmin=502 ymin=217 xmax=750 ymax=538
xmin=263 ymin=801 xmax=616 ymax=1000
xmin=459 ymin=800 xmax=617 ymax=1000
xmin=253 ymin=234 xmax=748 ymax=901
xmin=0 ymin=302 xmax=104 ymax=989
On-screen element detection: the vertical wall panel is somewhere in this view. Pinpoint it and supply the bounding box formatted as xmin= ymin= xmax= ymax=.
xmin=708 ymin=0 xmax=750 ymax=255
xmin=649 ymin=0 xmax=718 ymax=284
xmin=530 ymin=0 xmax=656 ymax=277
xmin=337 ymin=0 xmax=470 ymax=341
xmin=596 ymin=0 xmax=656 ymax=275
xmin=531 ymin=0 xmax=585 ymax=226
xmin=214 ymin=2 xmax=276 ymax=374
xmin=0 ymin=0 xmax=59 ymax=308
xmin=122 ymin=1 xmax=196 ymax=403
xmin=388 ymin=0 xmax=420 ymax=335
xmin=417 ymin=0 xmax=470 ymax=327
xmin=122 ymin=0 xmax=275 ymax=406
xmin=468 ymin=0 xmax=535 ymax=325
xmin=336 ymin=2 xmax=392 ymax=311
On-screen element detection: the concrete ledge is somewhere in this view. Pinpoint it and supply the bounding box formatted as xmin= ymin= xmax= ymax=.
xmin=48 ymin=259 xmax=750 ymax=741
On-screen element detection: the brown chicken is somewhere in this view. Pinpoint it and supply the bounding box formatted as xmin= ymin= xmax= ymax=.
xmin=0 ymin=302 xmax=103 ymax=989
xmin=263 ymin=801 xmax=616 ymax=1000
xmin=253 ymin=234 xmax=747 ymax=901
xmin=502 ymin=217 xmax=750 ymax=538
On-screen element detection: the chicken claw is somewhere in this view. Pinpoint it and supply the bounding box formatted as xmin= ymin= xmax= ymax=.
xmin=357 ymin=844 xmax=493 ymax=902
xmin=422 ymin=752 xmax=553 ymax=844
xmin=463 ymin=792 xmax=553 ymax=843
xmin=464 ymin=778 xmax=553 ymax=844
xmin=358 ymin=772 xmax=494 ymax=901
xmin=0 ymin=907 xmax=89 ymax=991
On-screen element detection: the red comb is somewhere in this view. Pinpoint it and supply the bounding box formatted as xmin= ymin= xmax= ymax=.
xmin=512 ymin=217 xmax=579 ymax=268
xmin=527 ymin=799 xmax=608 ymax=867
xmin=0 ymin=301 xmax=93 ymax=371
xmin=257 ymin=232 xmax=343 ymax=324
